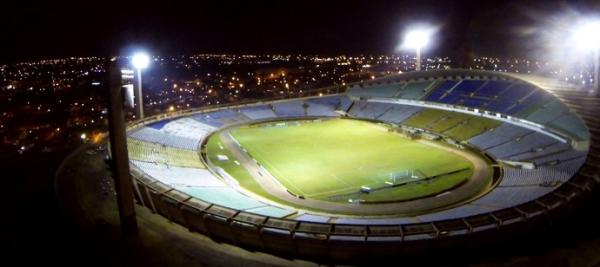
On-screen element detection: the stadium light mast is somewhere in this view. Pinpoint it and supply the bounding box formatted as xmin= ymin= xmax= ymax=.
xmin=131 ymin=52 xmax=150 ymax=119
xmin=402 ymin=27 xmax=435 ymax=71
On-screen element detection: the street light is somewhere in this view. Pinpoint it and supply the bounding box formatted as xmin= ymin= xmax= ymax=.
xmin=571 ymin=19 xmax=600 ymax=93
xmin=131 ymin=52 xmax=150 ymax=119
xmin=402 ymin=27 xmax=435 ymax=71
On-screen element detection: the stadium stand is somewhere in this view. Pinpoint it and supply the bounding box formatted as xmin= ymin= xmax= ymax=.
xmin=443 ymin=116 xmax=501 ymax=140
xmin=548 ymin=113 xmax=590 ymax=140
xmin=129 ymin=126 xmax=200 ymax=150
xmin=395 ymin=81 xmax=437 ymax=100
xmin=127 ymin=138 xmax=205 ymax=168
xmin=305 ymin=102 xmax=340 ymax=117
xmin=160 ymin=118 xmax=215 ymax=140
xmin=193 ymin=109 xmax=252 ymax=127
xmin=471 ymin=186 xmax=555 ymax=208
xmin=348 ymin=101 xmax=393 ymax=119
xmin=424 ymin=80 xmax=458 ymax=102
xmin=240 ymin=105 xmax=277 ymax=120
xmin=499 ymin=157 xmax=585 ymax=187
xmin=473 ymin=80 xmax=513 ymax=98
xmin=272 ymin=100 xmax=306 ymax=117
xmin=506 ymin=142 xmax=571 ymax=163
xmin=180 ymin=187 xmax=294 ymax=218
xmin=347 ymin=83 xmax=404 ymax=98
xmin=485 ymin=131 xmax=558 ymax=158
xmin=525 ymin=99 xmax=570 ymax=124
xmin=377 ymin=104 xmax=422 ymax=124
xmin=132 ymin=160 xmax=225 ymax=187
xmin=468 ymin=123 xmax=532 ymax=149
xmin=401 ymin=108 xmax=500 ymax=140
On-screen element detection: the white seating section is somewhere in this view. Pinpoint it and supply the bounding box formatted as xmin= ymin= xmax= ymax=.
xmin=132 ymin=160 xmax=225 ymax=187
xmin=129 ymin=127 xmax=200 ymax=150
xmin=161 ymin=118 xmax=216 ymax=140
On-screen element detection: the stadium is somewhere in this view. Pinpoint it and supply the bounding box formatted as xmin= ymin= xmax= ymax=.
xmin=105 ymin=68 xmax=599 ymax=261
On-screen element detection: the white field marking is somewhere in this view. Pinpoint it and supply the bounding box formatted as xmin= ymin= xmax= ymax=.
xmin=247 ymin=143 xmax=306 ymax=196
xmin=329 ymin=173 xmax=352 ymax=187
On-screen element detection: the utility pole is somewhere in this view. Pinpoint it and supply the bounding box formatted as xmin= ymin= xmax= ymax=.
xmin=106 ymin=58 xmax=138 ymax=236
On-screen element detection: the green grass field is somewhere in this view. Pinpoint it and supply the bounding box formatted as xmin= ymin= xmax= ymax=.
xmin=228 ymin=118 xmax=474 ymax=203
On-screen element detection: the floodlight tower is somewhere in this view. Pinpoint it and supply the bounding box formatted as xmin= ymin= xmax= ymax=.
xmin=572 ymin=19 xmax=600 ymax=93
xmin=403 ymin=29 xmax=433 ymax=71
xmin=131 ymin=52 xmax=150 ymax=119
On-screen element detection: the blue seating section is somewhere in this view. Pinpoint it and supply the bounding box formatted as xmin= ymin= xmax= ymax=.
xmin=396 ymin=81 xmax=435 ymax=100
xmin=425 ymin=80 xmax=457 ymax=102
xmin=378 ymin=105 xmax=422 ymax=124
xmin=306 ymin=102 xmax=339 ymax=117
xmin=240 ymin=105 xmax=277 ymax=120
xmin=449 ymin=80 xmax=485 ymax=95
xmin=472 ymin=186 xmax=555 ymax=208
xmin=498 ymin=84 xmax=535 ymax=102
xmin=549 ymin=113 xmax=590 ymax=140
xmin=272 ymin=100 xmax=305 ymax=117
xmin=525 ymin=100 xmax=570 ymax=124
xmin=529 ymin=149 xmax=587 ymax=166
xmin=473 ymin=80 xmax=512 ymax=98
xmin=347 ymin=83 xmax=404 ymax=98
xmin=349 ymin=101 xmax=393 ymax=119
xmin=486 ymin=132 xmax=557 ymax=158
xmin=507 ymin=142 xmax=571 ymax=163
xmin=468 ymin=123 xmax=531 ymax=149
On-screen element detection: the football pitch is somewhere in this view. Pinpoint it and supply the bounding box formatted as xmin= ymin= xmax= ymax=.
xmin=227 ymin=118 xmax=475 ymax=203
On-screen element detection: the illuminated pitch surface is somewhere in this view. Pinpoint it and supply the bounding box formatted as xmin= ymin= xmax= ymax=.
xmin=229 ymin=118 xmax=474 ymax=203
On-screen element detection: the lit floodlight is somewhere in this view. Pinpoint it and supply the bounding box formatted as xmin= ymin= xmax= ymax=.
xmin=400 ymin=26 xmax=437 ymax=71
xmin=404 ymin=30 xmax=432 ymax=50
xmin=572 ymin=19 xmax=600 ymax=52
xmin=131 ymin=52 xmax=150 ymax=69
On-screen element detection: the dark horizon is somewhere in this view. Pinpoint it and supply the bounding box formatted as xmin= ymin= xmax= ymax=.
xmin=1 ymin=0 xmax=599 ymax=64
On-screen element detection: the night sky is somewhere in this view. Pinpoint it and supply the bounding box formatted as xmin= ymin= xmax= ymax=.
xmin=1 ymin=0 xmax=599 ymax=63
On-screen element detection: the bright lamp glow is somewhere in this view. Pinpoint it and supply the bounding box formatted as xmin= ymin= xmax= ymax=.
xmin=572 ymin=19 xmax=600 ymax=52
xmin=404 ymin=30 xmax=432 ymax=49
xmin=132 ymin=52 xmax=150 ymax=69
